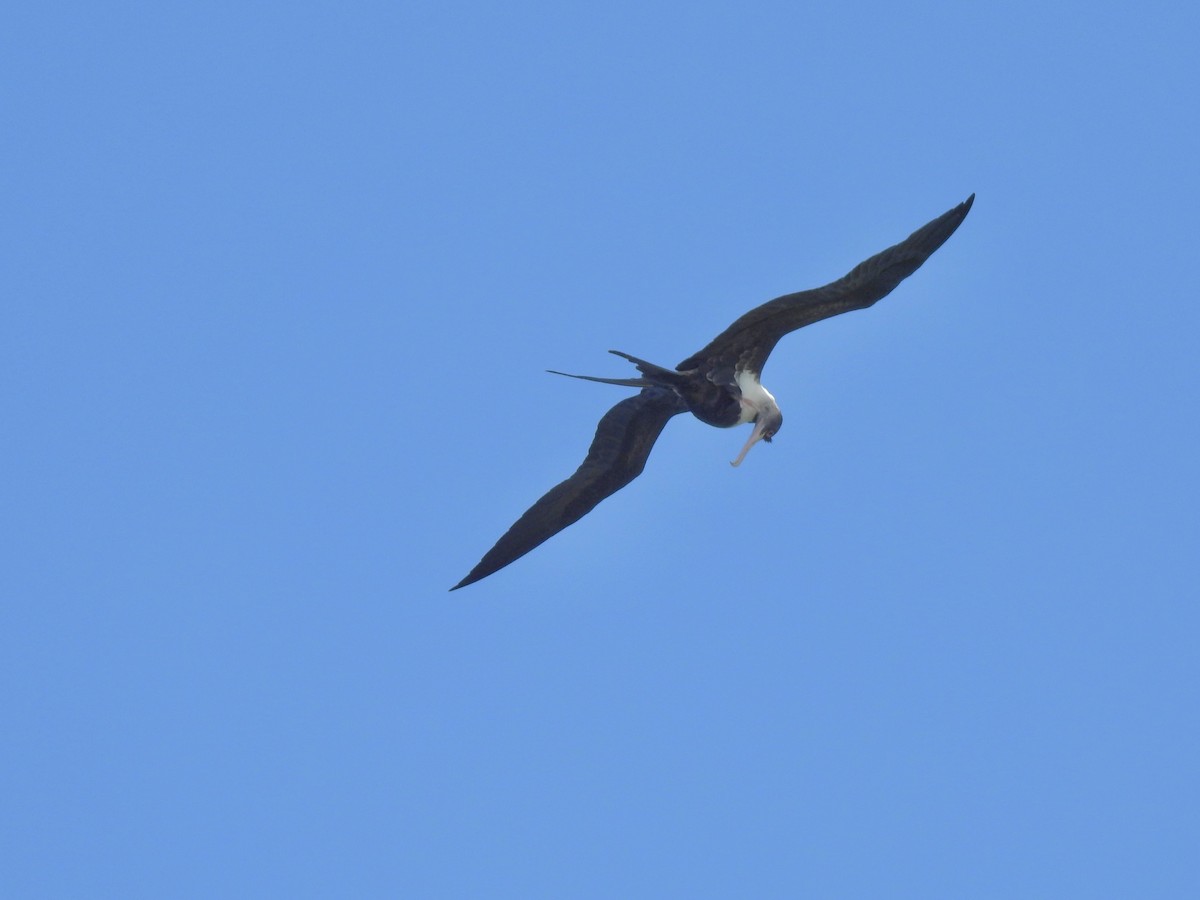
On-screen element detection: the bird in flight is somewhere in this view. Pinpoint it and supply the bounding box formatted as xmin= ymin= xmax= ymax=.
xmin=452 ymin=195 xmax=974 ymax=590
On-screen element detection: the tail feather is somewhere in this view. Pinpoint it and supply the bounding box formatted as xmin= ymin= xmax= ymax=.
xmin=607 ymin=350 xmax=686 ymax=383
xmin=546 ymin=370 xmax=651 ymax=387
xmin=547 ymin=350 xmax=684 ymax=389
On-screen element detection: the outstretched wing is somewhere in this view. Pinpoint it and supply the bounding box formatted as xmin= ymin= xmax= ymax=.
xmin=451 ymin=386 xmax=687 ymax=590
xmin=677 ymin=194 xmax=974 ymax=376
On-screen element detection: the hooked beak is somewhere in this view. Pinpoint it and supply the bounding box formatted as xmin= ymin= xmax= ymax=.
xmin=730 ymin=418 xmax=770 ymax=467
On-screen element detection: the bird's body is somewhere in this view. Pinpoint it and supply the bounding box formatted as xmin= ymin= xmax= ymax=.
xmin=452 ymin=195 xmax=974 ymax=590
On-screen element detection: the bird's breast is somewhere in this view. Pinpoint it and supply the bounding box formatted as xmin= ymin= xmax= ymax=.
xmin=734 ymin=370 xmax=778 ymax=421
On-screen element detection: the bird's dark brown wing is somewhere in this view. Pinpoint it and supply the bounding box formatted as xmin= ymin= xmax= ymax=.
xmin=451 ymin=386 xmax=688 ymax=590
xmin=677 ymin=194 xmax=974 ymax=376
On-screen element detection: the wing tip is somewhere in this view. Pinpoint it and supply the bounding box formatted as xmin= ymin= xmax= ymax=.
xmin=451 ymin=556 xmax=495 ymax=589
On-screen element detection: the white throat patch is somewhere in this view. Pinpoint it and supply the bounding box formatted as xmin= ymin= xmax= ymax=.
xmin=734 ymin=371 xmax=778 ymax=425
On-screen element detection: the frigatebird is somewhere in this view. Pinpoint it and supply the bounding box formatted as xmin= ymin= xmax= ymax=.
xmin=452 ymin=195 xmax=974 ymax=590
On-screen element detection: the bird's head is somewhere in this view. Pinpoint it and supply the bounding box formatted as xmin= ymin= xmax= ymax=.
xmin=730 ymin=402 xmax=783 ymax=467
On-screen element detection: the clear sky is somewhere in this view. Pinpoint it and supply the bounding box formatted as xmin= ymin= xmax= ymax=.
xmin=4 ymin=1 xmax=1198 ymax=896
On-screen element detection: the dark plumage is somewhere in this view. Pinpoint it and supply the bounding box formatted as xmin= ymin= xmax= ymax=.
xmin=452 ymin=195 xmax=974 ymax=590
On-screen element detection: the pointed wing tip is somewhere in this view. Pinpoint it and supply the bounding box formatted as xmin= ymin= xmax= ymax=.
xmin=945 ymin=193 xmax=974 ymax=224
xmin=920 ymin=193 xmax=975 ymax=251
xmin=943 ymin=193 xmax=975 ymax=234
xmin=450 ymin=568 xmax=486 ymax=591
xmin=450 ymin=563 xmax=490 ymax=590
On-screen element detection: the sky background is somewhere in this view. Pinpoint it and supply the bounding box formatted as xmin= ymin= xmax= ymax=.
xmin=3 ymin=1 xmax=1198 ymax=896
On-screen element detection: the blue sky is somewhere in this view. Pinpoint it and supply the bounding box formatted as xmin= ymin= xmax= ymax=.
xmin=3 ymin=1 xmax=1198 ymax=896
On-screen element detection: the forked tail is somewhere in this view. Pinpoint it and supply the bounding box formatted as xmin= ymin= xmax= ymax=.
xmin=547 ymin=350 xmax=685 ymax=389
